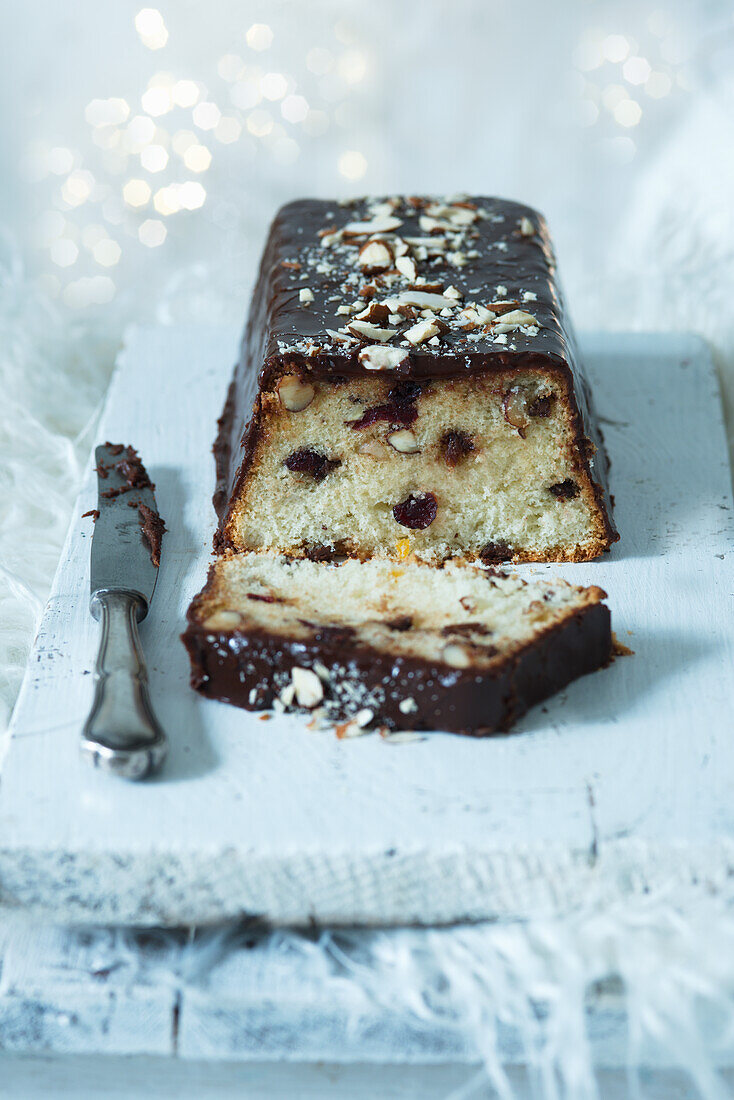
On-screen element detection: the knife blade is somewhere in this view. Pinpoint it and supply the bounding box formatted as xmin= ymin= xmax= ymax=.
xmin=81 ymin=442 xmax=168 ymax=779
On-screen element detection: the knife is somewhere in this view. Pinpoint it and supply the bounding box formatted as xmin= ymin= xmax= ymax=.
xmin=81 ymin=442 xmax=168 ymax=779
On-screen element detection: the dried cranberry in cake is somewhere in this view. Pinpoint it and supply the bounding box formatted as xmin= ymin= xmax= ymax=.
xmin=527 ymin=394 xmax=554 ymax=418
xmin=549 ymin=479 xmax=580 ymax=500
xmin=440 ymin=429 xmax=474 ymax=467
xmin=393 ymin=491 xmax=438 ymax=530
xmin=284 ymin=449 xmax=341 ymax=481
xmin=385 ymin=615 xmax=414 ymax=631
xmin=348 ymin=402 xmax=418 ymax=430
xmin=388 ymin=380 xmax=423 ymax=403
xmin=480 ymin=541 xmax=512 ymax=564
xmin=302 ymin=544 xmax=340 ymax=561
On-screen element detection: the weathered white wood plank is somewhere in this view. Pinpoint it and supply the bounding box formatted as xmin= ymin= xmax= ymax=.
xmin=0 ymin=328 xmax=732 ymax=927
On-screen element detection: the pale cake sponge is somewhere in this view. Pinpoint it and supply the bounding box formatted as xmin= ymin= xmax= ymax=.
xmin=183 ymin=554 xmax=612 ymax=735
xmin=223 ymin=369 xmax=610 ymax=564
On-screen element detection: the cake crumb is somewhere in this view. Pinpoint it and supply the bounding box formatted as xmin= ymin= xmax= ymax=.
xmin=611 ymin=632 xmax=634 ymax=657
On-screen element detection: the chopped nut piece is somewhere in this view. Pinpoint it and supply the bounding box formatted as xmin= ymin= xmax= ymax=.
xmin=277 ymin=375 xmax=315 ymax=412
xmin=399 ymin=697 xmax=418 ymax=714
xmin=299 ymin=287 xmax=314 ymax=304
xmin=486 ymin=300 xmax=521 ymax=316
xmin=404 ymin=319 xmax=440 ymax=345
xmin=347 ymin=320 xmax=397 ymax=343
xmin=291 ymin=667 xmax=324 ymax=708
xmin=353 ymin=301 xmax=391 ymax=324
xmin=519 ymin=216 xmax=535 ymax=236
xmin=358 ymin=345 xmax=409 ymax=371
xmin=494 ymin=309 xmax=539 ymax=330
xmin=444 ymin=285 xmax=463 ymax=300
xmin=359 ymin=439 xmax=391 ymax=460
xmin=343 ymin=215 xmax=403 ymax=235
xmin=203 ymin=610 xmax=241 ymax=631
xmin=395 ymin=255 xmax=417 ymax=281
xmin=385 ymin=290 xmax=455 ymax=311
xmin=419 ymin=214 xmax=446 ymax=234
xmin=449 ymin=206 xmax=477 ymax=226
xmin=503 ymin=387 xmax=530 ymax=438
xmin=358 ymin=238 xmax=394 ymax=273
xmin=279 ymin=683 xmax=296 ymax=706
xmin=388 ymin=429 xmax=420 ymax=453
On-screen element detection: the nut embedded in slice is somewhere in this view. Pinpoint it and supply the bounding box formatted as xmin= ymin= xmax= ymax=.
xmin=502 ymin=387 xmax=530 ymax=438
xmin=359 ymin=440 xmax=391 ymax=460
xmin=277 ymin=375 xmax=316 ymax=412
xmin=203 ymin=610 xmax=242 ymax=631
xmin=388 ymin=429 xmax=420 ymax=454
xmin=442 ymin=643 xmax=472 ymax=669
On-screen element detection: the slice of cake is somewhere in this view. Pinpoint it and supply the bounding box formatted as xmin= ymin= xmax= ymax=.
xmin=183 ymin=554 xmax=611 ymax=736
xmin=214 ymin=196 xmax=617 ymax=564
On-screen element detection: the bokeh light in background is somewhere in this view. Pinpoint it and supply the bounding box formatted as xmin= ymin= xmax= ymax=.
xmin=2 ymin=0 xmax=730 ymax=336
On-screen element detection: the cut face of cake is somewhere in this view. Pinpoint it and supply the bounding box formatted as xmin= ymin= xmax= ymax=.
xmin=183 ymin=554 xmax=612 ymax=736
xmin=214 ymin=196 xmax=618 ymax=563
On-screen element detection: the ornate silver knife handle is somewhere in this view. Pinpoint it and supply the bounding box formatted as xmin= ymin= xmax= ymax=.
xmin=81 ymin=589 xmax=168 ymax=780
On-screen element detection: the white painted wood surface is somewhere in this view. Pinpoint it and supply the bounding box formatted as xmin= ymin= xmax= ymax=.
xmin=1 ymin=328 xmax=733 ymax=927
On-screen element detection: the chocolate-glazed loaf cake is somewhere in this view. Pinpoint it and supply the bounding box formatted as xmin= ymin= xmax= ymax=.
xmin=214 ymin=195 xmax=617 ymax=563
xmin=183 ymin=554 xmax=612 ymax=735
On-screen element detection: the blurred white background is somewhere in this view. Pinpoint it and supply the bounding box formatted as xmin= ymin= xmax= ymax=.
xmin=2 ymin=0 xmax=733 ymax=720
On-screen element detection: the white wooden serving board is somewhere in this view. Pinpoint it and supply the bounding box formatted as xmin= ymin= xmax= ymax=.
xmin=1 ymin=328 xmax=733 ymax=927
